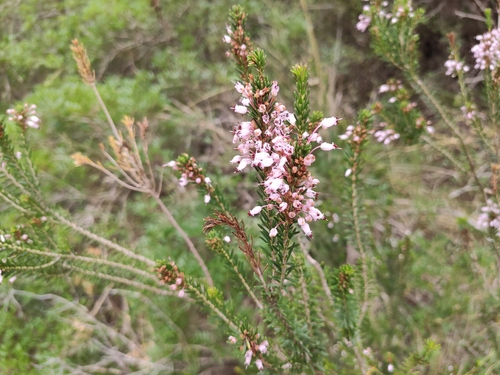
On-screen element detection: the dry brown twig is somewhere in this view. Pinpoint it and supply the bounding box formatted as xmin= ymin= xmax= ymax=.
xmin=70 ymin=39 xmax=214 ymax=287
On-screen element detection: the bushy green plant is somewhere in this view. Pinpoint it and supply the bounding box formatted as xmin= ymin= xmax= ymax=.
xmin=3 ymin=1 xmax=500 ymax=374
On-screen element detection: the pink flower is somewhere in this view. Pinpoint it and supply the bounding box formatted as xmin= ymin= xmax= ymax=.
xmin=253 ymin=152 xmax=274 ymax=168
xmin=249 ymin=206 xmax=263 ymax=216
xmin=258 ymin=340 xmax=269 ymax=354
xmin=271 ymin=80 xmax=279 ymax=96
xmin=320 ymin=142 xmax=338 ymax=151
xmin=320 ymin=117 xmax=340 ymax=128
xmin=230 ymin=155 xmax=242 ymax=164
xmin=235 ymin=82 xmax=245 ymax=93
xmin=379 ymin=84 xmax=390 ymax=93
xmin=164 ymin=160 xmax=177 ymax=168
xmin=269 ymin=227 xmax=278 ymax=237
xmin=256 ymin=359 xmax=264 ymax=371
xmin=303 ymin=154 xmax=316 ymax=166
xmin=244 ymin=350 xmax=253 ymax=367
xmin=300 ymin=222 xmax=312 ymax=238
xmin=278 ymin=202 xmax=288 ymax=211
xmin=204 ymin=194 xmax=211 ymax=204
xmin=356 ymin=14 xmax=371 ymax=32
xmin=228 ymin=336 xmax=237 ymax=344
xmin=233 ymin=105 xmax=248 ymax=114
xmin=236 ymin=158 xmax=252 ymax=171
xmin=223 ymin=35 xmax=231 ymax=43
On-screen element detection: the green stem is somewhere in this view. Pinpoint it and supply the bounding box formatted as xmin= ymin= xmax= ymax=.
xmin=61 ymin=262 xmax=171 ymax=296
xmin=152 ymin=194 xmax=213 ymax=287
xmin=49 ymin=210 xmax=155 ymax=267
xmin=351 ymin=151 xmax=369 ymax=328
xmin=220 ymin=246 xmax=263 ymax=309
xmin=410 ymin=73 xmax=487 ymax=203
xmin=186 ymin=284 xmax=238 ymax=331
xmin=5 ymin=243 xmax=159 ymax=283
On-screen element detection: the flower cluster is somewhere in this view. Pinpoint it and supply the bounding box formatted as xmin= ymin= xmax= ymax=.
xmin=477 ymin=199 xmax=500 ymax=236
xmin=228 ymin=331 xmax=269 ymax=371
xmin=378 ymin=81 xmax=403 ymax=94
xmin=356 ymin=13 xmax=371 ymax=33
xmin=222 ymin=9 xmax=252 ymax=80
xmin=230 ymin=80 xmax=340 ymax=238
xmin=371 ymin=79 xmax=431 ymax=144
xmin=165 ymin=154 xmax=213 ymax=204
xmin=374 ymin=125 xmax=400 ymax=145
xmin=6 ymin=103 xmax=41 ymax=130
xmin=444 ymin=58 xmax=470 ymax=77
xmin=154 ymin=261 xmax=186 ymax=297
xmin=471 ymin=28 xmax=500 ymax=71
xmin=338 ymin=123 xmax=368 ymax=146
xmin=345 ymin=122 xmax=399 ymax=145
xmin=357 ymin=1 xmax=415 ymax=33
xmin=0 ymin=225 xmax=37 ymax=246
xmin=461 ymin=104 xmax=477 ymax=120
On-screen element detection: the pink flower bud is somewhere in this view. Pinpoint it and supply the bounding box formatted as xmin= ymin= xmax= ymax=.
xmin=228 ymin=336 xmax=237 ymax=344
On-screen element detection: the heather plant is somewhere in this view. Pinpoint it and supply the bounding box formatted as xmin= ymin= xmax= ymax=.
xmin=3 ymin=1 xmax=500 ymax=374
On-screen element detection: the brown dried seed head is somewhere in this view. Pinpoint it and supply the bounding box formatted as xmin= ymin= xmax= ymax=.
xmin=71 ymin=152 xmax=92 ymax=166
xmin=70 ymin=39 xmax=95 ymax=85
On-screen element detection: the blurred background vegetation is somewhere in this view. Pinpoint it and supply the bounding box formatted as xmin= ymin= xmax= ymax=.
xmin=0 ymin=0 xmax=498 ymax=373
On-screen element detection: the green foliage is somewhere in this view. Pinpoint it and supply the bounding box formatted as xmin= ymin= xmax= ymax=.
xmin=328 ymin=264 xmax=359 ymax=340
xmin=369 ymin=0 xmax=425 ymax=73
xmin=4 ymin=0 xmax=500 ymax=374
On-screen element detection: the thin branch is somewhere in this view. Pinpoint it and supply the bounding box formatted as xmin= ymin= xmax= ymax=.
xmin=299 ymin=239 xmax=335 ymax=308
xmin=186 ymin=284 xmax=238 ymax=331
xmin=61 ymin=262 xmax=172 ymax=296
xmin=152 ymin=194 xmax=213 ymax=287
xmin=0 ymin=190 xmax=31 ymax=214
xmin=5 ymin=243 xmax=159 ymax=283
xmin=91 ymin=84 xmax=121 ymax=142
xmin=299 ymin=0 xmax=325 ymax=108
xmin=219 ymin=245 xmax=262 ymax=309
xmin=49 ymin=210 xmax=155 ymax=267
xmin=350 ymin=151 xmax=370 ymax=328
xmin=84 ymin=159 xmax=150 ymax=192
xmin=100 ymin=148 xmax=143 ymax=187
xmin=1 ymin=257 xmax=60 ymax=271
xmin=411 ymin=75 xmax=487 ymax=203
xmin=421 ymin=135 xmax=467 ymax=174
